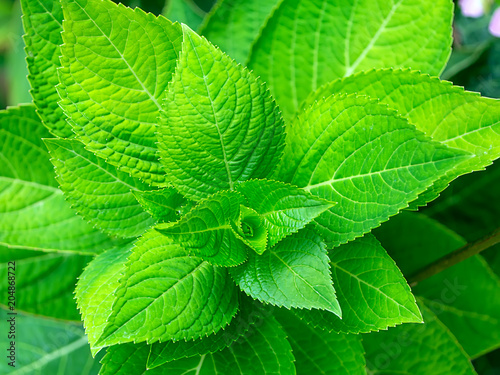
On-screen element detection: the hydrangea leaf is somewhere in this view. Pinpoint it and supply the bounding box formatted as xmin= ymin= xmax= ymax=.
xmin=158 ymin=25 xmax=285 ymax=200
xmin=295 ymin=234 xmax=422 ymax=334
xmin=248 ymin=0 xmax=453 ymax=119
xmin=0 ymin=105 xmax=115 ymax=254
xmin=363 ymin=301 xmax=476 ymax=375
xmin=97 ymin=229 xmax=239 ymax=347
xmin=306 ymin=69 xmax=500 ymax=207
xmin=99 ymin=343 xmax=150 ymax=375
xmin=163 ymin=0 xmax=205 ymax=30
xmin=156 ymin=191 xmax=248 ymax=266
xmin=199 ymin=0 xmax=282 ymax=63
xmin=235 ymin=179 xmax=335 ymax=248
xmin=230 ymin=205 xmax=268 ymax=255
xmin=230 ymin=229 xmax=341 ymax=315
xmin=133 ymin=187 xmax=188 ymax=223
xmin=46 ymin=139 xmax=155 ymax=238
xmin=275 ymin=308 xmax=366 ymax=375
xmin=21 ymin=0 xmax=73 ymax=137
xmin=274 ymin=94 xmax=470 ymax=247
xmin=58 ymin=0 xmax=183 ymax=186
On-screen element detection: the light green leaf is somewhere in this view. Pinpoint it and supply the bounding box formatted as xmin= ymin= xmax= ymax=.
xmin=235 ymin=179 xmax=335 ymax=248
xmin=363 ymin=301 xmax=476 ymax=375
xmin=99 ymin=343 xmax=151 ymax=375
xmin=21 ymin=0 xmax=72 ymax=137
xmin=58 ymin=0 xmax=183 ymax=186
xmin=163 ymin=0 xmax=205 ymax=30
xmin=200 ymin=0 xmax=282 ymax=63
xmin=275 ymin=308 xmax=366 ymax=375
xmin=248 ymin=0 xmax=453 ymax=119
xmin=274 ymin=94 xmax=470 ymax=247
xmin=158 ymin=25 xmax=285 ymax=200
xmin=306 ymin=69 xmax=500 ymax=207
xmin=75 ymin=243 xmax=132 ymax=354
xmin=0 ymin=309 xmax=102 ymax=375
xmin=230 ymin=229 xmax=341 ymax=315
xmin=97 ymin=229 xmax=239 ymax=347
xmin=375 ymin=212 xmax=500 ymax=358
xmin=296 ymin=234 xmax=421 ymax=334
xmin=230 ymin=205 xmax=268 ymax=255
xmin=156 ymin=191 xmax=248 ymax=266
xmin=46 ymin=138 xmax=155 ymax=238
xmin=133 ymin=187 xmax=188 ymax=223
xmin=0 ymin=105 xmax=115 ymax=254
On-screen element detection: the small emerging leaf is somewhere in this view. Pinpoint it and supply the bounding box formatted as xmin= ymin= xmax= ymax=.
xmin=133 ymin=187 xmax=188 ymax=223
xmin=230 ymin=205 xmax=268 ymax=255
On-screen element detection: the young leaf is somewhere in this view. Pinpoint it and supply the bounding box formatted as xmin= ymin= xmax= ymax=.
xmin=21 ymin=0 xmax=72 ymax=137
xmin=156 ymin=191 xmax=249 ymax=266
xmin=248 ymin=0 xmax=454 ymax=118
xmin=274 ymin=94 xmax=470 ymax=247
xmin=100 ymin=343 xmax=150 ymax=375
xmin=0 ymin=105 xmax=114 ymax=254
xmin=363 ymin=301 xmax=476 ymax=375
xmin=46 ymin=139 xmax=155 ymax=238
xmin=200 ymin=0 xmax=282 ymax=63
xmin=58 ymin=0 xmax=183 ymax=185
xmin=163 ymin=0 xmax=205 ymax=30
xmin=295 ymin=234 xmax=422 ymax=334
xmin=230 ymin=205 xmax=268 ymax=255
xmin=235 ymin=179 xmax=335 ymax=247
xmin=275 ymin=308 xmax=366 ymax=375
xmin=230 ymin=229 xmax=341 ymax=315
xmin=158 ymin=25 xmax=285 ymax=200
xmin=97 ymin=229 xmax=239 ymax=347
xmin=133 ymin=187 xmax=188 ymax=223
xmin=306 ymin=69 xmax=500 ymax=207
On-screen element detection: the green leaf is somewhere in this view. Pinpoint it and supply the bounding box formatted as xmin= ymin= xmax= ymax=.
xmin=230 ymin=205 xmax=268 ymax=255
xmin=274 ymin=94 xmax=470 ymax=247
xmin=58 ymin=0 xmax=183 ymax=186
xmin=0 ymin=105 xmax=115 ymax=254
xmin=295 ymin=234 xmax=421 ymax=334
xmin=133 ymin=187 xmax=188 ymax=223
xmin=45 ymin=138 xmax=155 ymax=238
xmin=363 ymin=301 xmax=476 ymax=375
xmin=0 ymin=245 xmax=91 ymax=321
xmin=97 ymin=229 xmax=239 ymax=347
xmin=230 ymin=229 xmax=341 ymax=315
xmin=21 ymin=0 xmax=72 ymax=138
xmin=275 ymin=308 xmax=366 ymax=375
xmin=156 ymin=191 xmax=248 ymax=266
xmin=163 ymin=0 xmax=205 ymax=30
xmin=75 ymin=243 xmax=132 ymax=354
xmin=200 ymin=0 xmax=282 ymax=63
xmin=248 ymin=0 xmax=454 ymax=119
xmin=306 ymin=69 xmax=500 ymax=207
xmin=235 ymin=179 xmax=335 ymax=248
xmin=158 ymin=25 xmax=285 ymax=200
xmin=100 ymin=343 xmax=151 ymax=375
xmin=0 ymin=309 xmax=102 ymax=375
xmin=375 ymin=212 xmax=500 ymax=358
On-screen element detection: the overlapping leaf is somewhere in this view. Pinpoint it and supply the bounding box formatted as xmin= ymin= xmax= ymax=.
xmin=163 ymin=0 xmax=205 ymax=30
xmin=230 ymin=205 xmax=268 ymax=255
xmin=274 ymin=94 xmax=469 ymax=246
xmin=230 ymin=229 xmax=341 ymax=315
xmin=58 ymin=0 xmax=183 ymax=185
xmin=97 ymin=229 xmax=239 ymax=347
xmin=133 ymin=187 xmax=188 ymax=223
xmin=158 ymin=25 xmax=285 ymax=200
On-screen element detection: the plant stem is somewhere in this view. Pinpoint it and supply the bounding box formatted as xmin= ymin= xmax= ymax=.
xmin=408 ymin=227 xmax=500 ymax=287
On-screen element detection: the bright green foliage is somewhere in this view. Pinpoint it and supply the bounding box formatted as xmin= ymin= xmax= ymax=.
xmin=75 ymin=243 xmax=132 ymax=353
xmin=363 ymin=302 xmax=476 ymax=375
xmin=275 ymin=308 xmax=366 ymax=375
xmin=0 ymin=105 xmax=114 ymax=253
xmin=100 ymin=343 xmax=152 ymax=375
xmin=156 ymin=191 xmax=248 ymax=266
xmin=230 ymin=205 xmax=268 ymax=255
xmin=21 ymin=0 xmax=72 ymax=137
xmin=200 ymin=0 xmax=282 ymax=63
xmin=58 ymin=0 xmax=183 ymax=185
xmin=306 ymin=69 xmax=500 ymax=207
xmin=46 ymin=139 xmax=155 ymax=238
xmin=249 ymin=0 xmax=453 ymax=118
xmin=376 ymin=212 xmax=500 ymax=358
xmin=275 ymin=94 xmax=469 ymax=246
xmin=164 ymin=0 xmax=205 ymax=30
xmin=230 ymin=229 xmax=341 ymax=315
xmin=158 ymin=25 xmax=285 ymax=200
xmin=133 ymin=187 xmax=188 ymax=223
xmin=235 ymin=179 xmax=335 ymax=247
xmin=0 ymin=309 xmax=101 ymax=374
xmin=295 ymin=234 xmax=421 ymax=333
xmin=97 ymin=230 xmax=239 ymax=346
